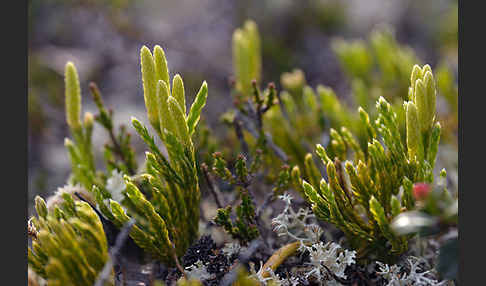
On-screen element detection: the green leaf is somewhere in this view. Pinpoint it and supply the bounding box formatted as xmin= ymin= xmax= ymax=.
xmin=172 ymin=74 xmax=186 ymax=115
xmin=140 ymin=46 xmax=160 ymax=132
xmin=233 ymin=29 xmax=250 ymax=95
xmin=369 ymin=196 xmax=395 ymax=243
xmin=414 ymin=79 xmax=428 ymax=133
xmin=390 ymin=195 xmax=401 ymax=218
xmin=35 ymin=196 xmax=48 ymax=219
xmin=64 ymin=62 xmax=82 ymax=131
xmin=156 ymin=80 xmax=177 ymax=137
xmin=153 ymin=45 xmax=170 ymax=89
xmin=426 ymin=122 xmax=441 ymax=169
xmin=358 ymin=107 xmax=376 ymax=140
xmin=243 ymin=20 xmax=261 ymax=86
xmin=304 ymin=153 xmax=321 ymax=189
xmin=423 ymin=70 xmax=436 ymax=128
xmin=409 ymin=64 xmax=422 ymax=100
xmin=405 ymin=101 xmax=424 ymax=162
xmin=187 ymin=81 xmax=208 ymax=136
xmin=315 ymin=144 xmax=331 ymax=166
xmin=168 ymin=96 xmax=190 ymax=146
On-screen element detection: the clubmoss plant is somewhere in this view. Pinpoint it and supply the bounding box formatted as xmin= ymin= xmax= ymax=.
xmin=332 ymin=27 xmax=457 ymax=149
xmin=35 ymin=45 xmax=209 ymax=269
xmin=64 ymin=62 xmax=99 ymax=193
xmin=90 ymin=45 xmax=209 ymax=263
xmin=27 ymin=17 xmax=457 ymax=286
xmin=300 ymin=65 xmax=441 ymax=262
xmin=28 ymin=195 xmax=111 ymax=285
xmin=233 ymin=20 xmax=262 ymax=98
xmin=332 ymin=27 xmax=419 ymax=104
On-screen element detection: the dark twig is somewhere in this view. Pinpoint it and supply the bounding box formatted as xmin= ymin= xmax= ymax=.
xmin=235 ymin=110 xmax=288 ymax=162
xmin=108 ymin=126 xmax=135 ymax=175
xmin=251 ymin=80 xmax=264 ymax=130
xmin=106 ymin=127 xmax=136 ymax=176
xmin=234 ymin=119 xmax=250 ymax=161
xmin=89 ymin=82 xmax=136 ymax=175
xmin=256 ymin=192 xmax=276 ymax=219
xmin=231 ymin=82 xmax=289 ymax=163
xmin=246 ymin=187 xmax=272 ymax=252
xmin=262 ymin=133 xmax=289 ymax=162
xmin=94 ymin=219 xmax=135 ymax=286
xmin=171 ymin=244 xmax=186 ymax=279
xmin=201 ymin=163 xmax=224 ymax=208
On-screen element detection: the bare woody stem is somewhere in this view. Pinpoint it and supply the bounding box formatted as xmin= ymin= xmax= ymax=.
xmin=201 ymin=163 xmax=224 ymax=209
xmin=89 ymin=82 xmax=136 ymax=175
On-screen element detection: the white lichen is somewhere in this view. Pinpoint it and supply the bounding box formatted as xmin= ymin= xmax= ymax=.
xmin=222 ymin=242 xmax=245 ymax=256
xmin=249 ymin=261 xmax=299 ymax=286
xmin=377 ymin=256 xmax=447 ymax=286
xmin=106 ymin=170 xmax=126 ymax=202
xmin=46 ymin=183 xmax=94 ymax=210
xmin=268 ymin=193 xmax=357 ymax=285
xmin=271 ymin=193 xmax=322 ymax=244
xmin=303 ymin=241 xmax=356 ymax=283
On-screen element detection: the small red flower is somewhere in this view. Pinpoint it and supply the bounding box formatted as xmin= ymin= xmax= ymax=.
xmin=413 ymin=183 xmax=431 ymax=200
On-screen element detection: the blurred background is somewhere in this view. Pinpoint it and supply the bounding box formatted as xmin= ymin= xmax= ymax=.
xmin=28 ymin=0 xmax=457 ymax=214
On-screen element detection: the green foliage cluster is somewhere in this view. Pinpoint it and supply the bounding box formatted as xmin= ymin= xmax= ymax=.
xmin=332 ymin=28 xmax=458 ymax=145
xmin=224 ymin=21 xmax=455 ymax=264
xmin=28 ymin=195 xmax=111 ymax=285
xmin=230 ymin=20 xmax=334 ymax=186
xmin=117 ymin=45 xmax=206 ymax=261
xmin=266 ymin=72 xmax=358 ymax=184
xmin=233 ymin=20 xmax=262 ymax=97
xmin=28 ymin=18 xmax=457 ymax=285
xmin=29 ymin=44 xmax=209 ymax=284
xmin=211 ymin=152 xmax=262 ymax=244
xmin=228 ymin=22 xmax=439 ymax=189
xmin=333 ymin=28 xmax=419 ymax=105
xmin=91 ymin=45 xmax=208 ymax=263
xmin=300 ymin=64 xmax=441 ymax=262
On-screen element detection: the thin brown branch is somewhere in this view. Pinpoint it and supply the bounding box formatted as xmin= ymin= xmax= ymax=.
xmin=233 ymin=119 xmax=250 ymax=161
xmin=201 ymin=163 xmax=224 ymax=208
xmin=171 ymin=244 xmax=186 ymax=279
xmin=234 ymin=110 xmax=288 ymax=162
xmin=256 ymin=192 xmax=276 ymax=219
xmin=89 ymin=82 xmax=136 ymax=175
xmin=107 ymin=126 xmax=136 ymax=175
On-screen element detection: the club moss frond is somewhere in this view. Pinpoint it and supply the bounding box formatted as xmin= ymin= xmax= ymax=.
xmin=300 ymin=65 xmax=442 ymax=263
xmin=28 ymin=195 xmax=111 ymax=285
